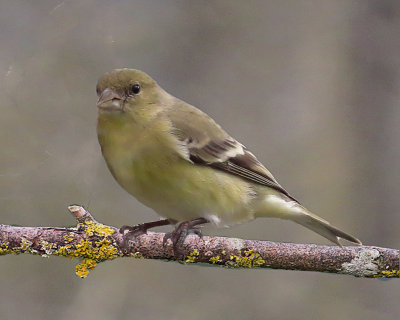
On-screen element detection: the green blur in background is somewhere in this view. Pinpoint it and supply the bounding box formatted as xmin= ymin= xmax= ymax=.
xmin=0 ymin=1 xmax=399 ymax=319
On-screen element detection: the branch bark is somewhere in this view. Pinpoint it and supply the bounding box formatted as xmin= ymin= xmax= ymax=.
xmin=0 ymin=206 xmax=398 ymax=278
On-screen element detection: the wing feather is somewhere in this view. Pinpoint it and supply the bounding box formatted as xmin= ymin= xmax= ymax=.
xmin=166 ymin=101 xmax=297 ymax=202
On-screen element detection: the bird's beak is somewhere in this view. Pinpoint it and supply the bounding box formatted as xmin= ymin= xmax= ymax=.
xmin=97 ymin=88 xmax=123 ymax=111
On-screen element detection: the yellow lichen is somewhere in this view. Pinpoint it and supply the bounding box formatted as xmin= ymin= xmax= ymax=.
xmin=1 ymin=218 xmax=121 ymax=278
xmin=63 ymin=233 xmax=75 ymax=243
xmin=20 ymin=238 xmax=33 ymax=252
xmin=0 ymin=248 xmax=11 ymax=255
xmin=56 ymin=238 xmax=120 ymax=261
xmin=52 ymin=223 xmax=120 ymax=277
xmin=75 ymin=258 xmax=98 ymax=278
xmin=56 ymin=246 xmax=74 ymax=259
xmin=185 ymin=249 xmax=199 ymax=264
xmin=40 ymin=240 xmax=58 ymax=256
xmin=78 ymin=220 xmax=115 ymax=237
xmin=374 ymin=270 xmax=400 ymax=278
xmin=131 ymin=252 xmax=144 ymax=259
xmin=226 ymin=250 xmax=265 ymax=268
xmin=0 ymin=242 xmax=11 ymax=255
xmin=209 ymin=256 xmax=222 ymax=264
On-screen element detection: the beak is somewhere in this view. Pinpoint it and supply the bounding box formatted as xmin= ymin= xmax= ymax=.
xmin=97 ymin=88 xmax=123 ymax=110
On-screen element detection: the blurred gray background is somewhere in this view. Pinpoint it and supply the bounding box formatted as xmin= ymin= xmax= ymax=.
xmin=0 ymin=0 xmax=399 ymax=319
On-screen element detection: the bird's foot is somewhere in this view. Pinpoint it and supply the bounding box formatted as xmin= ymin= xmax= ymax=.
xmin=163 ymin=218 xmax=208 ymax=261
xmin=119 ymin=219 xmax=171 ymax=254
xmin=120 ymin=224 xmax=148 ymax=238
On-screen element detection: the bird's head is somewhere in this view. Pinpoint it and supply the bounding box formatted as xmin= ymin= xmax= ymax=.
xmin=96 ymin=69 xmax=167 ymax=118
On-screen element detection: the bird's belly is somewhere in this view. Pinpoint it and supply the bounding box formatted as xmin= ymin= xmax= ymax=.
xmin=108 ymin=151 xmax=255 ymax=225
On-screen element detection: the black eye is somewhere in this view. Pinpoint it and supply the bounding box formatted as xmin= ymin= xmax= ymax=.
xmin=129 ymin=83 xmax=141 ymax=95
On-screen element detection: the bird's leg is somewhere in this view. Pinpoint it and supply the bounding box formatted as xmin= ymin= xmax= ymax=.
xmin=163 ymin=218 xmax=208 ymax=260
xmin=120 ymin=219 xmax=174 ymax=253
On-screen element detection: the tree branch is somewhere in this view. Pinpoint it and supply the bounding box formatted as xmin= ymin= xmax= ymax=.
xmin=0 ymin=206 xmax=398 ymax=278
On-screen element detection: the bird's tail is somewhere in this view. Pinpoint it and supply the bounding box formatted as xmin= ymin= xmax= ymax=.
xmin=290 ymin=205 xmax=362 ymax=246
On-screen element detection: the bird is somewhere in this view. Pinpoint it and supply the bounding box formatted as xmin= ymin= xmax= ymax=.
xmin=96 ymin=68 xmax=361 ymax=255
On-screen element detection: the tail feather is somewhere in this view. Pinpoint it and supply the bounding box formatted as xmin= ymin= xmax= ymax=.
xmin=291 ymin=207 xmax=362 ymax=246
xmin=258 ymin=194 xmax=362 ymax=246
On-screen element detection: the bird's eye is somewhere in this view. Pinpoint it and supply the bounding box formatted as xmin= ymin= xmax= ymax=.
xmin=129 ymin=83 xmax=141 ymax=95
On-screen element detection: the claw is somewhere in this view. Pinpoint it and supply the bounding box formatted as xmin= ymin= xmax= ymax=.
xmin=191 ymin=227 xmax=203 ymax=238
xmin=119 ymin=225 xmax=147 ymax=254
xmin=119 ymin=219 xmax=171 ymax=254
xmin=163 ymin=218 xmax=208 ymax=261
xmin=162 ymin=232 xmax=173 ymax=247
xmin=120 ymin=224 xmax=148 ymax=238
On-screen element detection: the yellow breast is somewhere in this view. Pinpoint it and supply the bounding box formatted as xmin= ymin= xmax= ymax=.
xmin=97 ymin=113 xmax=255 ymax=223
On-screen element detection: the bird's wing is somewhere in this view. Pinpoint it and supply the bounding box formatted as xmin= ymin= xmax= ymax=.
xmin=166 ymin=101 xmax=297 ymax=201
